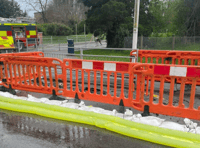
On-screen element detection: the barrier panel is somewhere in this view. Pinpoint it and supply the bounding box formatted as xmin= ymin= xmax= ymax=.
xmin=130 ymin=50 xmax=200 ymax=85
xmin=132 ymin=64 xmax=200 ymax=120
xmin=130 ymin=50 xmax=200 ymax=66
xmin=1 ymin=54 xmax=200 ymax=120
xmin=1 ymin=56 xmax=63 ymax=95
xmin=0 ymin=51 xmax=44 ymax=58
xmin=1 ymin=56 xmax=138 ymax=108
xmin=0 ymin=52 xmax=44 ymax=86
xmin=61 ymin=59 xmax=137 ymax=107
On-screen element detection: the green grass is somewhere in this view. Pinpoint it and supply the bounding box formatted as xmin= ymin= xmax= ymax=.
xmin=74 ymin=42 xmax=200 ymax=62
xmin=173 ymin=43 xmax=200 ymax=51
xmin=75 ymin=49 xmax=131 ymax=62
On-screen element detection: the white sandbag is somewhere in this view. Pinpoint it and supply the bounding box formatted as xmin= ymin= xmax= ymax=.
xmin=138 ymin=116 xmax=165 ymax=126
xmin=60 ymin=103 xmax=79 ymax=109
xmin=40 ymin=98 xmax=49 ymax=103
xmin=125 ymin=109 xmax=133 ymax=116
xmin=45 ymin=100 xmax=62 ymax=106
xmin=195 ymin=127 xmax=200 ymax=135
xmin=159 ymin=121 xmax=188 ymax=132
xmin=27 ymin=94 xmax=41 ymax=102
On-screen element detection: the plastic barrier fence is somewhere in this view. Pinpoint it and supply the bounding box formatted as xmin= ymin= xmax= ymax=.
xmin=130 ymin=50 xmax=200 ymax=85
xmin=130 ymin=50 xmax=200 ymax=65
xmin=1 ymin=56 xmax=62 ymax=94
xmin=61 ymin=59 xmax=137 ymax=107
xmin=132 ymin=64 xmax=200 ymax=120
xmin=0 ymin=51 xmax=44 ymax=58
xmin=2 ymin=56 xmax=137 ymax=108
xmin=0 ymin=52 xmax=44 ymax=86
xmin=1 ymin=55 xmax=200 ymax=120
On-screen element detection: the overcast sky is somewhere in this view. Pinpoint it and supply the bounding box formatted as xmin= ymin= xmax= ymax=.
xmin=16 ymin=0 xmax=36 ymax=18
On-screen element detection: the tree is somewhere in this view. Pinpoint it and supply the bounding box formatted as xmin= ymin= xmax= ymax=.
xmin=46 ymin=0 xmax=88 ymax=27
xmin=173 ymin=0 xmax=200 ymax=36
xmin=0 ymin=0 xmax=26 ymax=18
xmin=22 ymin=0 xmax=50 ymax=23
xmin=149 ymin=0 xmax=167 ymax=34
xmin=85 ymin=0 xmax=128 ymax=47
xmin=81 ymin=0 xmax=155 ymax=47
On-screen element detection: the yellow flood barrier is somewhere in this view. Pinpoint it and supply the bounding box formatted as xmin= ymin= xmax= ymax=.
xmin=0 ymin=96 xmax=200 ymax=148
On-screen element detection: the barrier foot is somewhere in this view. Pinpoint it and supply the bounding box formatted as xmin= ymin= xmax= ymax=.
xmin=119 ymin=99 xmax=125 ymax=113
xmin=141 ymin=105 xmax=150 ymax=117
xmin=0 ymin=84 xmax=16 ymax=95
xmin=49 ymin=90 xmax=65 ymax=100
xmin=74 ymin=93 xmax=81 ymax=103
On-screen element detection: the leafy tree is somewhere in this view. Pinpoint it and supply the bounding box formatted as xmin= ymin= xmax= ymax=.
xmin=37 ymin=23 xmax=73 ymax=36
xmin=149 ymin=0 xmax=167 ymax=33
xmin=172 ymin=0 xmax=200 ymax=36
xmin=0 ymin=0 xmax=26 ymax=18
xmin=80 ymin=0 xmax=155 ymax=47
xmin=77 ymin=20 xmax=90 ymax=34
xmin=85 ymin=1 xmax=128 ymax=47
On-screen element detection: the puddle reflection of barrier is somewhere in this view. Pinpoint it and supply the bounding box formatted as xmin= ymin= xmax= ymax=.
xmin=1 ymin=52 xmax=200 ymax=120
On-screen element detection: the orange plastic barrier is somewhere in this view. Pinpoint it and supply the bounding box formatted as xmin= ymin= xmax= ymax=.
xmin=132 ymin=64 xmax=200 ymax=120
xmin=0 ymin=51 xmax=44 ymax=58
xmin=2 ymin=56 xmax=137 ymax=108
xmin=1 ymin=54 xmax=200 ymax=120
xmin=0 ymin=52 xmax=44 ymax=86
xmin=130 ymin=50 xmax=200 ymax=85
xmin=1 ymin=56 xmax=62 ymax=95
xmin=130 ymin=50 xmax=200 ymax=65
xmin=61 ymin=59 xmax=137 ymax=107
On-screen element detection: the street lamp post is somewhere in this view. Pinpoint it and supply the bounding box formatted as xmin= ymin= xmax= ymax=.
xmin=132 ymin=0 xmax=140 ymax=63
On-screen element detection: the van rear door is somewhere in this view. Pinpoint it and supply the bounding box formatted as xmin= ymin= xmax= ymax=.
xmin=0 ymin=26 xmax=15 ymax=50
xmin=25 ymin=26 xmax=37 ymax=44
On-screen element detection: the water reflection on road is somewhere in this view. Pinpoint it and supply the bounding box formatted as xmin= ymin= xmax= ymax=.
xmin=0 ymin=110 xmax=168 ymax=148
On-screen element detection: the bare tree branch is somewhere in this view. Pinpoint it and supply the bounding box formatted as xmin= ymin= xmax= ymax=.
xmin=21 ymin=0 xmax=50 ymax=23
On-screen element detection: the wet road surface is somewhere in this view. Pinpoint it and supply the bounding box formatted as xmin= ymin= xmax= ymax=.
xmin=0 ymin=109 xmax=169 ymax=148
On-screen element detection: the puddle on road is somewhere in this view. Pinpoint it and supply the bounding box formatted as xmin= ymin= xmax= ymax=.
xmin=0 ymin=109 xmax=168 ymax=148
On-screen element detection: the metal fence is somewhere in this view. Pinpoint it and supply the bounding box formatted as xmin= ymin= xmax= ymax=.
xmin=43 ymin=47 xmax=132 ymax=62
xmin=124 ymin=36 xmax=200 ymax=50
xmin=42 ymin=35 xmax=94 ymax=44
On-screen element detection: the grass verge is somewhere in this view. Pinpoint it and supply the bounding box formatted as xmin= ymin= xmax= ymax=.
xmin=75 ymin=49 xmax=131 ymax=62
